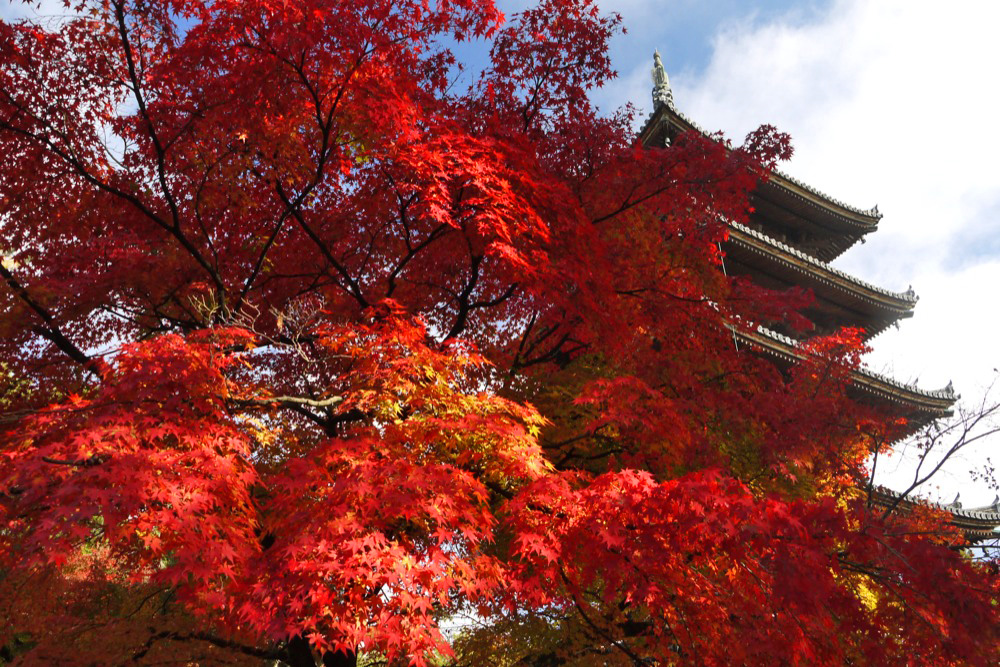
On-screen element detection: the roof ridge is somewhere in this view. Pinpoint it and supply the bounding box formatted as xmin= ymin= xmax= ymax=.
xmin=730 ymin=221 xmax=917 ymax=303
xmin=638 ymin=106 xmax=882 ymax=222
xmin=751 ymin=324 xmax=957 ymax=401
xmin=875 ymin=487 xmax=1000 ymax=522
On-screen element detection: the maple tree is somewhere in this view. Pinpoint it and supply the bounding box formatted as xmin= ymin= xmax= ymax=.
xmin=0 ymin=0 xmax=997 ymax=665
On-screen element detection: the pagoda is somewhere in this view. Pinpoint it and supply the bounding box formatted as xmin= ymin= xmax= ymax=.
xmin=640 ymin=51 xmax=955 ymax=429
xmin=640 ymin=53 xmax=999 ymax=543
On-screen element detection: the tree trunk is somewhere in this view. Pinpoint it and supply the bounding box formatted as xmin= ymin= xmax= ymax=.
xmin=284 ymin=636 xmax=316 ymax=667
xmin=282 ymin=636 xmax=357 ymax=667
xmin=323 ymin=649 xmax=358 ymax=667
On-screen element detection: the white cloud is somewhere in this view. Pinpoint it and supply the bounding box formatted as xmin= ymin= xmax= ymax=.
xmin=654 ymin=0 xmax=1000 ymax=503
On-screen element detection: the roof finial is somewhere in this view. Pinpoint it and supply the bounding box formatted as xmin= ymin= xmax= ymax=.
xmin=652 ymin=50 xmax=674 ymax=110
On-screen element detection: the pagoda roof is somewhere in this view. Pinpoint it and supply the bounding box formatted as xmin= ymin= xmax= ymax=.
xmin=872 ymin=488 xmax=1000 ymax=543
xmin=639 ymin=61 xmax=955 ymax=432
xmin=727 ymin=221 xmax=917 ymax=339
xmin=737 ymin=325 xmax=956 ymax=425
xmin=639 ymin=104 xmax=881 ymax=261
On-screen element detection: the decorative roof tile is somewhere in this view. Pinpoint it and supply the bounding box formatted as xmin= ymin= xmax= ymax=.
xmin=751 ymin=325 xmax=957 ymax=401
xmin=877 ymin=488 xmax=1000 ymax=524
xmin=638 ymin=105 xmax=882 ymax=223
xmin=730 ymin=221 xmax=918 ymax=305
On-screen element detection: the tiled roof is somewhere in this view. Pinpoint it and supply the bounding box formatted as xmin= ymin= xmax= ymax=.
xmin=940 ymin=493 xmax=1000 ymax=521
xmin=750 ymin=325 xmax=957 ymax=401
xmin=874 ymin=488 xmax=1000 ymax=541
xmin=638 ymin=105 xmax=882 ymax=224
xmin=729 ymin=221 xmax=917 ymax=306
xmin=770 ymin=168 xmax=881 ymax=221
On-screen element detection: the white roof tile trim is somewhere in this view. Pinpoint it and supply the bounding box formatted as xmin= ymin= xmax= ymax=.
xmin=638 ymin=107 xmax=882 ymax=221
xmin=752 ymin=325 xmax=957 ymax=401
xmin=730 ymin=221 xmax=918 ymax=305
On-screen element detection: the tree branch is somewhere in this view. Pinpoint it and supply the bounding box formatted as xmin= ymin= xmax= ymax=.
xmin=236 ymin=394 xmax=345 ymax=409
xmin=0 ymin=260 xmax=97 ymax=376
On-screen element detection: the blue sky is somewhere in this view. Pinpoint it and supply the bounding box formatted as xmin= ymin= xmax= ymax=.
xmin=497 ymin=0 xmax=832 ymax=86
xmin=595 ymin=0 xmax=833 ymax=104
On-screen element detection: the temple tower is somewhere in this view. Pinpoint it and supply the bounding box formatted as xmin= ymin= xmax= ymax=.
xmin=639 ymin=53 xmax=1000 ymax=542
xmin=640 ymin=53 xmax=955 ymax=429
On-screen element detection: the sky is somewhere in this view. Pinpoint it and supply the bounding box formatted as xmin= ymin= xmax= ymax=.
xmin=4 ymin=0 xmax=999 ymax=504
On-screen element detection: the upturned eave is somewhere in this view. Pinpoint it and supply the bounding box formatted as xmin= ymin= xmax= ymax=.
xmin=639 ymin=104 xmax=881 ymax=262
xmin=736 ymin=325 xmax=955 ymax=429
xmin=871 ymin=488 xmax=1000 ymax=543
xmin=726 ymin=222 xmax=916 ymax=339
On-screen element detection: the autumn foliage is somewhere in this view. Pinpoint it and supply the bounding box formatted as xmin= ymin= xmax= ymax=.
xmin=0 ymin=1 xmax=996 ymax=665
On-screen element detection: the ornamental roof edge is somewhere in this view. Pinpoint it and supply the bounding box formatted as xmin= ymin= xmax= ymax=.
xmin=729 ymin=221 xmax=918 ymax=305
xmin=768 ymin=169 xmax=882 ymax=222
xmin=874 ymin=487 xmax=1000 ymax=523
xmin=750 ymin=325 xmax=957 ymax=402
xmin=637 ymin=104 xmax=883 ymax=225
